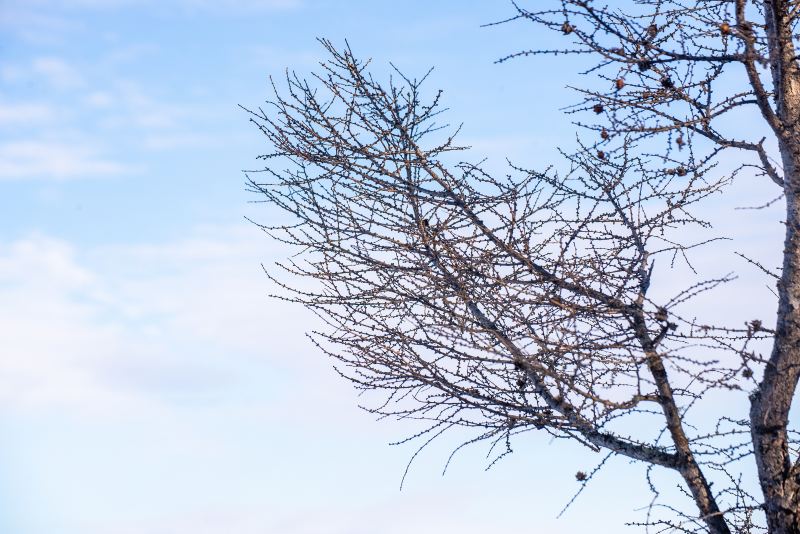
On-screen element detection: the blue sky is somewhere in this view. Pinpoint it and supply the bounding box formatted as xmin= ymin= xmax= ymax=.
xmin=0 ymin=1 xmax=787 ymax=533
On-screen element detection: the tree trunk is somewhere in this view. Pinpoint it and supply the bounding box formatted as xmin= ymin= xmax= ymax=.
xmin=751 ymin=139 xmax=800 ymax=534
xmin=750 ymin=4 xmax=800 ymax=530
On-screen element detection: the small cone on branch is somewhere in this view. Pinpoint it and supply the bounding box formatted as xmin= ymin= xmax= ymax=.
xmin=562 ymin=22 xmax=574 ymax=35
xmin=575 ymin=471 xmax=588 ymax=481
xmin=661 ymin=77 xmax=674 ymax=89
xmin=676 ymin=135 xmax=684 ymax=149
xmin=647 ymin=24 xmax=658 ymax=38
xmin=720 ymin=21 xmax=731 ymax=35
xmin=615 ymin=78 xmax=625 ymax=90
xmin=593 ymin=103 xmax=604 ymax=114
xmin=676 ymin=167 xmax=687 ymax=176
xmin=600 ymin=128 xmax=609 ymax=140
xmin=597 ymin=150 xmax=606 ymax=160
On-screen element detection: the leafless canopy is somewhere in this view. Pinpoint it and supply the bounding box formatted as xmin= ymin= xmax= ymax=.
xmin=495 ymin=1 xmax=792 ymax=187
xmin=246 ymin=1 xmax=800 ymax=532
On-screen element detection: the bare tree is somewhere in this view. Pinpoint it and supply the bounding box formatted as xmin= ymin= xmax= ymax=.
xmin=244 ymin=1 xmax=800 ymax=532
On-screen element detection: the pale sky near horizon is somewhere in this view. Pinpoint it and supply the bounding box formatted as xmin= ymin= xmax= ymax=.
xmin=0 ymin=1 xmax=787 ymax=533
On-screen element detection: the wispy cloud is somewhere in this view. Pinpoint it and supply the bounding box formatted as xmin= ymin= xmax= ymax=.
xmin=0 ymin=102 xmax=54 ymax=124
xmin=0 ymin=3 xmax=79 ymax=45
xmin=0 ymin=53 xmax=223 ymax=174
xmin=84 ymin=91 xmax=115 ymax=108
xmin=4 ymin=0 xmax=302 ymax=13
xmin=141 ymin=132 xmax=215 ymax=150
xmin=0 ymin=226 xmax=308 ymax=415
xmin=0 ymin=235 xmax=119 ymax=413
xmin=95 ymin=79 xmax=192 ymax=131
xmin=31 ymin=57 xmax=85 ymax=89
xmin=0 ymin=141 xmax=127 ymax=180
xmin=178 ymin=0 xmax=302 ymax=11
xmin=1 ymin=56 xmax=85 ymax=91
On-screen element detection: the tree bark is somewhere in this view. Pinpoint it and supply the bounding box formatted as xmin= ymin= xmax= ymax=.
xmin=751 ymin=4 xmax=800 ymax=532
xmin=636 ymin=317 xmax=731 ymax=534
xmin=750 ymin=144 xmax=800 ymax=532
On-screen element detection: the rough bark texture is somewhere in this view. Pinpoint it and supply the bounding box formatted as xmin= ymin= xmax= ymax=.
xmin=751 ymin=143 xmax=800 ymax=534
xmin=649 ymin=348 xmax=732 ymax=534
xmin=750 ymin=2 xmax=800 ymax=532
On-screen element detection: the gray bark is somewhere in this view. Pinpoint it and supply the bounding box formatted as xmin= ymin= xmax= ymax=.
xmin=750 ymin=2 xmax=800 ymax=532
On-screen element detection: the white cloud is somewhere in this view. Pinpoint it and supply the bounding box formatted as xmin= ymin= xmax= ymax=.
xmin=0 ymin=64 xmax=25 ymax=84
xmin=0 ymin=4 xmax=79 ymax=45
xmin=0 ymin=141 xmax=127 ymax=180
xmin=84 ymin=91 xmax=115 ymax=108
xmin=142 ymin=132 xmax=214 ymax=150
xmin=0 ymin=56 xmax=85 ymax=89
xmin=0 ymin=226 xmax=314 ymax=416
xmin=98 ymin=80 xmax=182 ymax=129
xmin=6 ymin=0 xmax=301 ymax=12
xmin=0 ymin=236 xmax=127 ymax=414
xmin=32 ymin=57 xmax=85 ymax=89
xmin=174 ymin=0 xmax=301 ymax=9
xmin=0 ymin=102 xmax=54 ymax=124
xmin=0 ymin=236 xmax=93 ymax=287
